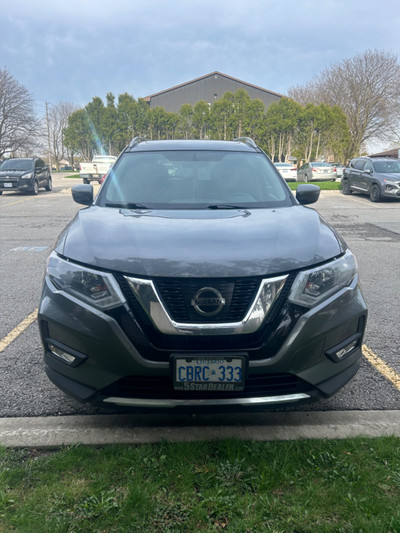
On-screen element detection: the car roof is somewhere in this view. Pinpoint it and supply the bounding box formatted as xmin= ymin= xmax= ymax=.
xmin=126 ymin=139 xmax=260 ymax=153
xmin=6 ymin=157 xmax=36 ymax=161
xmin=354 ymin=156 xmax=399 ymax=162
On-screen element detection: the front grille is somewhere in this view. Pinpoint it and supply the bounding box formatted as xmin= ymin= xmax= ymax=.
xmin=154 ymin=277 xmax=260 ymax=323
xmin=112 ymin=272 xmax=301 ymax=360
xmin=100 ymin=373 xmax=311 ymax=400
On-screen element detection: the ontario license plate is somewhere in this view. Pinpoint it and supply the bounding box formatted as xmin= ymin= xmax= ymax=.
xmin=173 ymin=355 xmax=245 ymax=392
xmin=4 ymin=183 xmax=12 ymax=187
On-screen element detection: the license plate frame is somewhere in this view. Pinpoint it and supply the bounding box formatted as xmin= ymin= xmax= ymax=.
xmin=172 ymin=354 xmax=247 ymax=392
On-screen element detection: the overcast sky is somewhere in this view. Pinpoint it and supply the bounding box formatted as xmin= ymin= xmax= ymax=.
xmin=2 ymin=0 xmax=400 ymax=117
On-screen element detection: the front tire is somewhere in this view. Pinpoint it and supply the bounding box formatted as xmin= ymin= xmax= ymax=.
xmin=83 ymin=178 xmax=89 ymax=184
xmin=304 ymin=174 xmax=309 ymax=183
xmin=45 ymin=177 xmax=52 ymax=191
xmin=370 ymin=184 xmax=381 ymax=202
xmin=342 ymin=179 xmax=352 ymax=195
xmin=31 ymin=180 xmax=39 ymax=195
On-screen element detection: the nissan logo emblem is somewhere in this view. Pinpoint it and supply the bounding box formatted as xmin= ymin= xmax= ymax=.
xmin=191 ymin=287 xmax=226 ymax=317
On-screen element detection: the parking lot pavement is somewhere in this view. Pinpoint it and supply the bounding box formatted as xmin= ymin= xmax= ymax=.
xmin=1 ymin=187 xmax=400 ymax=425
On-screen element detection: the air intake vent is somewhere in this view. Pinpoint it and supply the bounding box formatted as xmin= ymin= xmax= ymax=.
xmin=154 ymin=277 xmax=260 ymax=323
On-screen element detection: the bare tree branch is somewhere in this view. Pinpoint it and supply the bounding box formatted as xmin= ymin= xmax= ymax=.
xmin=0 ymin=68 xmax=40 ymax=158
xmin=288 ymin=50 xmax=400 ymax=158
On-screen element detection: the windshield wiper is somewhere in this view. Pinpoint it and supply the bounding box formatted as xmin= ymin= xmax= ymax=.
xmin=207 ymin=204 xmax=246 ymax=209
xmin=105 ymin=202 xmax=149 ymax=209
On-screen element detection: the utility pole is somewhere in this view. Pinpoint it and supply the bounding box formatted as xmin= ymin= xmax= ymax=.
xmin=46 ymin=102 xmax=52 ymax=170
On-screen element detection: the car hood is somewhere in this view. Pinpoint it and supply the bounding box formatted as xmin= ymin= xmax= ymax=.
xmin=56 ymin=205 xmax=344 ymax=278
xmin=0 ymin=170 xmax=30 ymax=177
xmin=379 ymin=173 xmax=400 ymax=181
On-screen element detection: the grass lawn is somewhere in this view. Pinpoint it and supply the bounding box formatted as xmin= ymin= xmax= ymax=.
xmin=288 ymin=181 xmax=341 ymax=191
xmin=1 ymin=437 xmax=400 ymax=532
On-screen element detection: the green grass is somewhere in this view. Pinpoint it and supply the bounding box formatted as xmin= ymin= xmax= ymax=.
xmin=61 ymin=174 xmax=80 ymax=179
xmin=1 ymin=437 xmax=400 ymax=532
xmin=288 ymin=181 xmax=341 ymax=190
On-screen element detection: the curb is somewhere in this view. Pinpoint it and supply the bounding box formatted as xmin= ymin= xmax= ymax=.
xmin=1 ymin=411 xmax=400 ymax=447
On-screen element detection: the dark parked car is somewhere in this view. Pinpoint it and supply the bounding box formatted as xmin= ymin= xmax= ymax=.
xmin=0 ymin=158 xmax=52 ymax=195
xmin=342 ymin=157 xmax=400 ymax=202
xmin=38 ymin=138 xmax=367 ymax=411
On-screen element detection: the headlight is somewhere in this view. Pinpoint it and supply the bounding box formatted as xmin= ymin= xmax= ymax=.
xmin=46 ymin=252 xmax=126 ymax=310
xmin=21 ymin=173 xmax=33 ymax=179
xmin=288 ymin=249 xmax=357 ymax=308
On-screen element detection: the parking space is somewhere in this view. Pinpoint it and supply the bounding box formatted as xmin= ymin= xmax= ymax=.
xmin=0 ymin=182 xmax=399 ymax=417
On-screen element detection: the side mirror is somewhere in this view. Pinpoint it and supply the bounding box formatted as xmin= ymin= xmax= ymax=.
xmin=296 ymin=184 xmax=320 ymax=205
xmin=72 ymin=184 xmax=93 ymax=205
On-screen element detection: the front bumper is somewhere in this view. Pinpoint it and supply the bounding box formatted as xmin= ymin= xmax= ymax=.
xmin=0 ymin=178 xmax=34 ymax=192
xmin=38 ymin=275 xmax=367 ymax=411
xmin=383 ymin=182 xmax=400 ymax=198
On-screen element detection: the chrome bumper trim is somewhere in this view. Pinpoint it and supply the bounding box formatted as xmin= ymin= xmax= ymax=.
xmin=103 ymin=392 xmax=310 ymax=408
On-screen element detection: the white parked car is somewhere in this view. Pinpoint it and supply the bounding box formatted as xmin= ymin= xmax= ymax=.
xmin=333 ymin=163 xmax=345 ymax=180
xmin=273 ymin=162 xmax=297 ymax=182
xmin=297 ymin=162 xmax=337 ymax=182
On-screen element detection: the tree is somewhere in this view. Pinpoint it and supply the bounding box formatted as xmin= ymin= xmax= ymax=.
xmin=0 ymin=68 xmax=39 ymax=158
xmin=63 ymin=109 xmax=94 ymax=161
xmin=192 ymin=101 xmax=211 ymax=139
xmin=288 ymin=50 xmax=400 ymax=159
xmin=263 ymin=98 xmax=302 ymax=161
xmin=47 ymin=101 xmax=79 ymax=170
xmin=178 ymin=104 xmax=193 ymax=139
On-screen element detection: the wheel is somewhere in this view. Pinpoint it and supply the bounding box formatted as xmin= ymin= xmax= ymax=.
xmin=370 ymin=184 xmax=381 ymax=202
xmin=0 ymin=191 xmax=3 ymax=195
xmin=31 ymin=180 xmax=39 ymax=195
xmin=342 ymin=179 xmax=352 ymax=195
xmin=304 ymin=174 xmax=309 ymax=183
xmin=83 ymin=178 xmax=89 ymax=184
xmin=45 ymin=177 xmax=52 ymax=191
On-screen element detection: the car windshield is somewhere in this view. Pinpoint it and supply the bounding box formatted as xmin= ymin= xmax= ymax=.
xmin=98 ymin=151 xmax=292 ymax=209
xmin=372 ymin=160 xmax=400 ymax=173
xmin=1 ymin=159 xmax=33 ymax=171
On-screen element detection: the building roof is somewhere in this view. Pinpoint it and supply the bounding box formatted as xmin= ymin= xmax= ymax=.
xmin=369 ymin=148 xmax=400 ymax=158
xmin=144 ymin=71 xmax=284 ymax=101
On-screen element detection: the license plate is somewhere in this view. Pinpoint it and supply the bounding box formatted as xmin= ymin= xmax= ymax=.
xmin=4 ymin=183 xmax=13 ymax=187
xmin=173 ymin=355 xmax=245 ymax=391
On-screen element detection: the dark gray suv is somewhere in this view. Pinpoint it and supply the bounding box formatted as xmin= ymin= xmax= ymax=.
xmin=342 ymin=157 xmax=400 ymax=202
xmin=0 ymin=157 xmax=52 ymax=195
xmin=38 ymin=138 xmax=367 ymax=411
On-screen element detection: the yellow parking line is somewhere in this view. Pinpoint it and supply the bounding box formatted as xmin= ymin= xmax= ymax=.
xmin=0 ymin=199 xmax=27 ymax=207
xmin=363 ymin=344 xmax=400 ymax=391
xmin=0 ymin=309 xmax=38 ymax=353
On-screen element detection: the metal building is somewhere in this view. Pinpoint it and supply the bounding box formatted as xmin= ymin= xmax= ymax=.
xmin=144 ymin=71 xmax=283 ymax=113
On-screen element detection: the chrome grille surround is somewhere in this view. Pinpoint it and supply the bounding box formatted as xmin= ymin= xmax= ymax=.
xmin=124 ymin=274 xmax=288 ymax=336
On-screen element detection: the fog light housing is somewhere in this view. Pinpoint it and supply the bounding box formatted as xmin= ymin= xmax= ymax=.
xmin=46 ymin=340 xmax=87 ymax=367
xmin=325 ymin=334 xmax=361 ymax=363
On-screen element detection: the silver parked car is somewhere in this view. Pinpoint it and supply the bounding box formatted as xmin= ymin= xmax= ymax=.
xmin=332 ymin=163 xmax=345 ymax=179
xmin=297 ymin=162 xmax=337 ymax=182
xmin=273 ymin=162 xmax=297 ymax=182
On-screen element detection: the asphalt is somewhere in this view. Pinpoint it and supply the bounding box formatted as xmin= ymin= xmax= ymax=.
xmin=1 ymin=411 xmax=400 ymax=447
xmin=1 ymin=177 xmax=399 ymax=448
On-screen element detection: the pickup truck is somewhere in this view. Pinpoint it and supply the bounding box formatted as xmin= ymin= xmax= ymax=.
xmin=80 ymin=155 xmax=117 ymax=184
